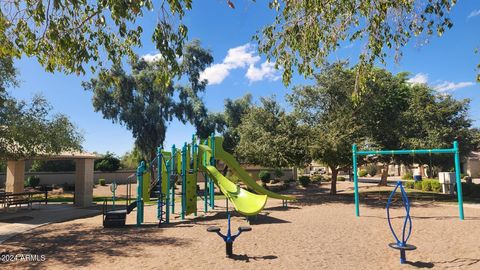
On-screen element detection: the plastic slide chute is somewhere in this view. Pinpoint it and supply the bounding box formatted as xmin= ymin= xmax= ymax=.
xmin=204 ymin=165 xmax=267 ymax=216
xmin=212 ymin=137 xmax=295 ymax=201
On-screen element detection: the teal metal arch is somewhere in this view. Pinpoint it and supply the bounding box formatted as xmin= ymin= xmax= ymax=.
xmin=352 ymin=141 xmax=464 ymax=220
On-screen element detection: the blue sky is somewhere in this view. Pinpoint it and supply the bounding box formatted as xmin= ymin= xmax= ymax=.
xmin=7 ymin=1 xmax=480 ymax=156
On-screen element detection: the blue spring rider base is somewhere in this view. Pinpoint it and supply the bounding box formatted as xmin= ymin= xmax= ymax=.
xmin=386 ymin=181 xmax=417 ymax=264
xmin=207 ymin=213 xmax=252 ymax=257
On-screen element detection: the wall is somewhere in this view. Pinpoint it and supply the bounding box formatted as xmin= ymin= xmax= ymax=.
xmin=0 ymin=167 xmax=297 ymax=187
xmin=0 ymin=170 xmax=137 ymax=187
xmin=466 ymin=159 xmax=480 ymax=178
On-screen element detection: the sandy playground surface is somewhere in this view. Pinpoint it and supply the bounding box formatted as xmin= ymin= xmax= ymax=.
xmin=1 ymin=182 xmax=480 ymax=270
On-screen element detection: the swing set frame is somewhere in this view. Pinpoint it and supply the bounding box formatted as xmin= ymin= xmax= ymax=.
xmin=352 ymin=141 xmax=465 ymax=220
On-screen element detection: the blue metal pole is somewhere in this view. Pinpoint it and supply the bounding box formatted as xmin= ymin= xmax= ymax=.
xmin=453 ymin=141 xmax=465 ymax=220
xmin=353 ymin=144 xmax=360 ymax=217
xmin=136 ymin=161 xmax=145 ymax=226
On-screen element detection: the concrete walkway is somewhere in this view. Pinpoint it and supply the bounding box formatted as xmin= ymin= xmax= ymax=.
xmin=0 ymin=204 xmax=101 ymax=244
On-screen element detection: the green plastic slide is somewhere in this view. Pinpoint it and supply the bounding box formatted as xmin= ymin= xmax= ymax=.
xmin=213 ymin=137 xmax=295 ymax=201
xmin=204 ymin=165 xmax=267 ymax=216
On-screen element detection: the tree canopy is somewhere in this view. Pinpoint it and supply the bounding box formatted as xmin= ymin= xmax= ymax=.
xmin=256 ymin=0 xmax=467 ymax=89
xmin=2 ymin=1 xmax=475 ymax=89
xmin=83 ymin=40 xmax=213 ymax=159
xmin=0 ymin=94 xmax=83 ymax=160
xmin=236 ymin=96 xmax=311 ymax=168
xmin=288 ymin=63 xmax=363 ymax=194
xmin=95 ymin=152 xmax=121 ymax=172
xmin=289 ymin=62 xmax=479 ymax=192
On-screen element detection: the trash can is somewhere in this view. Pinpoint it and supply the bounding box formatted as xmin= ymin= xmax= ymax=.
xmin=413 ymin=175 xmax=422 ymax=182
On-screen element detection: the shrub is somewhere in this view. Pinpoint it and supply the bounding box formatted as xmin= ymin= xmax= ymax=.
xmin=358 ymin=169 xmax=368 ymax=177
xmin=414 ymin=181 xmax=422 ymax=190
xmin=95 ymin=152 xmax=121 ymax=172
xmin=402 ymin=172 xmax=413 ymax=180
xmin=421 ymin=181 xmax=432 ymax=192
xmin=462 ymin=182 xmax=480 ymax=197
xmin=430 ymin=181 xmax=441 ymax=192
xmin=286 ymin=178 xmax=296 ymax=183
xmin=324 ymin=177 xmax=332 ymax=182
xmin=258 ymin=171 xmax=271 ymax=184
xmin=298 ymin=176 xmax=311 ymax=187
xmin=25 ymin=176 xmax=41 ymax=188
xmin=311 ymin=175 xmax=323 ymax=183
xmin=366 ymin=164 xmax=377 ymax=177
xmin=99 ymin=179 xmax=106 ymax=186
xmin=274 ymin=169 xmax=284 ymax=179
xmin=404 ymin=181 xmax=414 ymax=189
xmin=337 ymin=176 xmax=346 ymax=181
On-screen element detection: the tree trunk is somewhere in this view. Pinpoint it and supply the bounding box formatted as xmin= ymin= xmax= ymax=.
xmin=378 ymin=164 xmax=389 ymax=186
xmin=330 ymin=168 xmax=338 ymax=195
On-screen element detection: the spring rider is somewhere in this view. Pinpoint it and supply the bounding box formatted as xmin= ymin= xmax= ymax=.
xmin=207 ymin=213 xmax=252 ymax=257
xmin=386 ymin=181 xmax=416 ymax=264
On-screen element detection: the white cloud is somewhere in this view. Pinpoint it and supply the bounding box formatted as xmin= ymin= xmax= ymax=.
xmin=433 ymin=81 xmax=475 ymax=92
xmin=407 ymin=73 xmax=428 ymax=85
xmin=200 ymin=43 xmax=279 ymax=85
xmin=246 ymin=62 xmax=280 ymax=82
xmin=468 ymin=9 xmax=480 ymax=19
xmin=407 ymin=73 xmax=475 ymax=92
xmin=141 ymin=53 xmax=162 ymax=62
xmin=223 ymin=44 xmax=260 ymax=68
xmin=199 ymin=63 xmax=231 ymax=85
xmin=343 ymin=44 xmax=354 ymax=49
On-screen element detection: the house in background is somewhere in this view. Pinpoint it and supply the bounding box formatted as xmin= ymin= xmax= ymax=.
xmin=464 ymin=151 xmax=480 ymax=178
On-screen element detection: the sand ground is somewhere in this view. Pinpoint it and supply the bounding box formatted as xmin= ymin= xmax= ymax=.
xmin=1 ymin=182 xmax=479 ymax=270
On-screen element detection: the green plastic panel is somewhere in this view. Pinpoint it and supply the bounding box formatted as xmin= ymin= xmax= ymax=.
xmin=185 ymin=173 xmax=197 ymax=215
xmin=143 ymin=172 xmax=150 ymax=203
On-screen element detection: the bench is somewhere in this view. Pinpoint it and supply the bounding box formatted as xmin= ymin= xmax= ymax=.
xmin=0 ymin=191 xmax=48 ymax=210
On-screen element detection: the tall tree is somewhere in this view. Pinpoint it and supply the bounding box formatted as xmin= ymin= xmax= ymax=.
xmin=0 ymin=94 xmax=84 ymax=160
xmin=83 ymin=40 xmax=213 ymax=160
xmin=357 ymin=69 xmax=411 ymax=185
xmin=288 ymin=63 xmax=363 ymax=194
xmin=400 ymin=84 xmax=478 ymax=175
xmin=236 ymin=96 xmax=310 ymax=169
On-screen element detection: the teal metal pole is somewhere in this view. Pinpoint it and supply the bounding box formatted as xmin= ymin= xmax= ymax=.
xmin=210 ymin=134 xmax=215 ymax=209
xmin=136 ymin=161 xmax=145 ymax=226
xmin=453 ymin=141 xmax=465 ymax=220
xmin=203 ymin=139 xmax=208 ymax=213
xmin=357 ymin=148 xmax=455 ymax=156
xmin=353 ymin=144 xmax=360 ymax=217
xmin=165 ymin=159 xmax=171 ymax=223
xmin=171 ymin=145 xmax=176 ymax=214
xmin=157 ymin=147 xmax=162 ymax=222
xmin=192 ymin=134 xmax=198 ymax=217
xmin=181 ymin=143 xmax=187 ymax=219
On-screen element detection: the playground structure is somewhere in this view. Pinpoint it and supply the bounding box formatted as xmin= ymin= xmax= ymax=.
xmin=103 ymin=134 xmax=295 ymax=228
xmin=386 ymin=181 xmax=416 ymax=264
xmin=352 ymin=141 xmax=465 ymax=220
